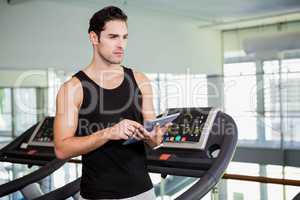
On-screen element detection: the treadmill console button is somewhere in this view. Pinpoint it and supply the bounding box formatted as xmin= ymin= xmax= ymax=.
xmin=164 ymin=136 xmax=169 ymax=142
xmin=175 ymin=135 xmax=181 ymax=142
xmin=27 ymin=149 xmax=37 ymax=155
xmin=159 ymin=154 xmax=171 ymax=160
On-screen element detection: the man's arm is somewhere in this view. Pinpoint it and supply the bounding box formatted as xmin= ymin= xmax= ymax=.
xmin=54 ymin=78 xmax=110 ymax=160
xmin=133 ymin=71 xmax=156 ymax=121
xmin=54 ymin=78 xmax=143 ymax=160
xmin=133 ymin=71 xmax=168 ymax=148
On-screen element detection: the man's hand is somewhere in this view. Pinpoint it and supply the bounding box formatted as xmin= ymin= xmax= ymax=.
xmin=134 ymin=123 xmax=172 ymax=148
xmin=106 ymin=119 xmax=143 ymax=141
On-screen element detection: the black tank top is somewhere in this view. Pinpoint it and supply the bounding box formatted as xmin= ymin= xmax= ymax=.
xmin=73 ymin=66 xmax=153 ymax=199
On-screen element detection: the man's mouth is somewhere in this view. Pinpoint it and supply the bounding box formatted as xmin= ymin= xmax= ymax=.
xmin=114 ymin=51 xmax=123 ymax=55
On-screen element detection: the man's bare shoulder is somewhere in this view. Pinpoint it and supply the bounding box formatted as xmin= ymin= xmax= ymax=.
xmin=132 ymin=69 xmax=151 ymax=84
xmin=56 ymin=77 xmax=83 ymax=107
xmin=132 ymin=69 xmax=152 ymax=94
xmin=64 ymin=76 xmax=82 ymax=88
xmin=58 ymin=77 xmax=82 ymax=94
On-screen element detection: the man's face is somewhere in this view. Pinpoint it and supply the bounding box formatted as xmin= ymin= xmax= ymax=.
xmin=96 ymin=20 xmax=128 ymax=64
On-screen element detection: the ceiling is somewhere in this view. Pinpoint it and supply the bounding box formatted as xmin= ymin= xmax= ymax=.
xmin=125 ymin=0 xmax=300 ymax=22
xmin=118 ymin=0 xmax=300 ymax=30
xmin=7 ymin=0 xmax=300 ymax=29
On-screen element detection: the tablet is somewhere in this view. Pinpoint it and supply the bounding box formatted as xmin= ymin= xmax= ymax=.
xmin=123 ymin=112 xmax=181 ymax=145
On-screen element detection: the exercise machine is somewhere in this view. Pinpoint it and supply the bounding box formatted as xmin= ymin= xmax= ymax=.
xmin=0 ymin=107 xmax=237 ymax=200
xmin=0 ymin=117 xmax=78 ymax=199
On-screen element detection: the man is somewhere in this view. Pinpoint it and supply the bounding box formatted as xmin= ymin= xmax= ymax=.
xmin=54 ymin=6 xmax=170 ymax=200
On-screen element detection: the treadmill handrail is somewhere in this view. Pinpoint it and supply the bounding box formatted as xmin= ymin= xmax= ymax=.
xmin=33 ymin=178 xmax=81 ymax=200
xmin=175 ymin=113 xmax=238 ymax=200
xmin=223 ymin=173 xmax=300 ymax=186
xmin=292 ymin=192 xmax=300 ymax=200
xmin=0 ymin=158 xmax=66 ymax=197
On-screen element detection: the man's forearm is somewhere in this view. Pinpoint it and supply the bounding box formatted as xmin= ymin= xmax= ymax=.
xmin=55 ymin=128 xmax=111 ymax=160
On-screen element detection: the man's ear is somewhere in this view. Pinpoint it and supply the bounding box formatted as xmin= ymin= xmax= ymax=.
xmin=89 ymin=31 xmax=99 ymax=45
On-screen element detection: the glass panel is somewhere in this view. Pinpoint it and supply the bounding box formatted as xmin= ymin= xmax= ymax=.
xmin=266 ymin=183 xmax=284 ymax=200
xmin=266 ymin=164 xmax=284 ymax=200
xmin=146 ymin=73 xmax=208 ymax=115
xmin=263 ymin=59 xmax=300 ymax=146
xmin=159 ymin=73 xmax=173 ymax=113
xmin=263 ymin=60 xmax=282 ymax=144
xmin=286 ymin=186 xmax=299 ymax=200
xmin=282 ymin=71 xmax=300 ymax=145
xmin=266 ymin=164 xmax=283 ymax=178
xmin=264 ymin=113 xmax=281 ymax=141
xmin=224 ymin=62 xmax=257 ymax=141
xmin=51 ymin=163 xmax=81 ymax=189
xmin=227 ymin=162 xmax=260 ymax=176
xmin=0 ymin=88 xmax=12 ymax=135
xmin=227 ymin=180 xmax=260 ymax=200
xmin=164 ymin=74 xmax=207 ymax=109
xmin=282 ymin=116 xmax=300 ymax=145
xmin=224 ymin=62 xmax=256 ymax=76
xmin=145 ymin=73 xmax=160 ymax=115
xmin=263 ymin=60 xmax=280 ymax=74
xmin=226 ymin=162 xmax=260 ymax=200
xmin=282 ymin=58 xmax=300 ymax=73
xmin=48 ymin=70 xmax=65 ymax=116
xmin=285 ymin=166 xmax=300 ymax=181
xmin=190 ymin=75 xmax=208 ymax=107
xmin=234 ymin=114 xmax=257 ymax=140
xmin=263 ymin=74 xmax=280 ymax=113
xmin=14 ymin=88 xmax=37 ymax=136
xmin=285 ymin=166 xmax=300 ymax=200
xmin=170 ymin=177 xmax=204 ymax=199
xmin=151 ymin=175 xmax=199 ymax=200
xmin=224 ymin=76 xmax=257 ymax=114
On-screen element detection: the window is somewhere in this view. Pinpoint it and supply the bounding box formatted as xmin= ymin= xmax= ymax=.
xmin=14 ymin=88 xmax=37 ymax=136
xmin=145 ymin=73 xmax=160 ymax=115
xmin=263 ymin=60 xmax=281 ymax=141
xmin=224 ymin=59 xmax=300 ymax=146
xmin=285 ymin=165 xmax=300 ymax=199
xmin=0 ymin=88 xmax=12 ymax=136
xmin=0 ymin=88 xmax=42 ymax=138
xmin=224 ymin=62 xmax=257 ymax=140
xmin=47 ymin=70 xmax=67 ymax=116
xmin=263 ymin=59 xmax=300 ymax=145
xmin=226 ymin=162 xmax=260 ymax=200
xmin=146 ymin=73 xmax=208 ymax=115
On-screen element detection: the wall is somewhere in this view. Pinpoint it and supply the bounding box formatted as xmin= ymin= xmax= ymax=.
xmin=0 ymin=70 xmax=47 ymax=87
xmin=0 ymin=0 xmax=222 ymax=79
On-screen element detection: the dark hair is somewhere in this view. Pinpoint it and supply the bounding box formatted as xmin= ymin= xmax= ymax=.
xmin=88 ymin=6 xmax=127 ymax=39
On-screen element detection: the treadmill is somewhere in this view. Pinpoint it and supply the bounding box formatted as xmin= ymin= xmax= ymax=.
xmin=34 ymin=107 xmax=237 ymax=200
xmin=0 ymin=117 xmax=78 ymax=199
xmin=0 ymin=116 xmax=56 ymax=166
xmin=146 ymin=107 xmax=237 ymax=199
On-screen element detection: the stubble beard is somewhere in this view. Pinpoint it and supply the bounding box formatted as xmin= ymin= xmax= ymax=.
xmin=99 ymin=52 xmax=123 ymax=65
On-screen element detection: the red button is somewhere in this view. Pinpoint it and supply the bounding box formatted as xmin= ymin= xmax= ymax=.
xmin=159 ymin=154 xmax=171 ymax=160
xmin=182 ymin=137 xmax=187 ymax=141
xmin=27 ymin=150 xmax=37 ymax=155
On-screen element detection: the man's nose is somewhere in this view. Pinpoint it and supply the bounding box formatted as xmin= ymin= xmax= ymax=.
xmin=117 ymin=38 xmax=127 ymax=49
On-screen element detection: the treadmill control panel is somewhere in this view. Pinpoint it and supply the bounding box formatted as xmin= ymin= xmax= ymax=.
xmin=21 ymin=117 xmax=54 ymax=149
xmin=159 ymin=107 xmax=219 ymax=149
